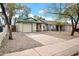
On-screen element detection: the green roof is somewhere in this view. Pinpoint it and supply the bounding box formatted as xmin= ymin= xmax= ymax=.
xmin=16 ymin=17 xmax=43 ymax=23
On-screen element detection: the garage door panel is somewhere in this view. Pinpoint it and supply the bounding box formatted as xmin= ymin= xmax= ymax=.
xmin=23 ymin=23 xmax=31 ymax=32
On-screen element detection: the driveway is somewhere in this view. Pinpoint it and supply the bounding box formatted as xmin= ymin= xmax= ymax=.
xmin=1 ymin=32 xmax=66 ymax=55
xmin=25 ymin=33 xmax=65 ymax=45
xmin=4 ymin=33 xmax=79 ymax=56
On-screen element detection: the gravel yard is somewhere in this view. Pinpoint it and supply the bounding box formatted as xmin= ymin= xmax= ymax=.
xmin=40 ymin=31 xmax=79 ymax=40
xmin=0 ymin=32 xmax=43 ymax=55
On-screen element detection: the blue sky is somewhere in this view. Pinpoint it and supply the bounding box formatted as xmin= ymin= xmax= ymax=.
xmin=22 ymin=3 xmax=49 ymax=15
xmin=21 ymin=3 xmax=57 ymax=20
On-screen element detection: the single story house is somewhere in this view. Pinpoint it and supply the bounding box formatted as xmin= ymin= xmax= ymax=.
xmin=16 ymin=18 xmax=49 ymax=32
xmin=16 ymin=17 xmax=68 ymax=32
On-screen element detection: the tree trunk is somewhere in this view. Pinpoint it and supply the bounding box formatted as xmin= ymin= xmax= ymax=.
xmin=8 ymin=25 xmax=12 ymax=40
xmin=71 ymin=28 xmax=75 ymax=36
xmin=0 ymin=3 xmax=13 ymax=40
xmin=5 ymin=23 xmax=13 ymax=40
xmin=71 ymin=22 xmax=78 ymax=36
xmin=71 ymin=3 xmax=79 ymax=36
xmin=8 ymin=14 xmax=13 ymax=40
xmin=70 ymin=17 xmax=75 ymax=36
xmin=56 ymin=25 xmax=58 ymax=31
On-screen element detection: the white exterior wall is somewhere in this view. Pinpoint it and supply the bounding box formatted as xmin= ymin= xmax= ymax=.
xmin=48 ymin=25 xmax=52 ymax=30
xmin=52 ymin=25 xmax=56 ymax=30
xmin=65 ymin=25 xmax=72 ymax=32
xmin=16 ymin=23 xmax=23 ymax=32
xmin=41 ymin=24 xmax=47 ymax=31
xmin=16 ymin=23 xmax=48 ymax=32
xmin=41 ymin=24 xmax=44 ymax=31
xmin=44 ymin=24 xmax=47 ymax=31
xmin=32 ymin=23 xmax=36 ymax=32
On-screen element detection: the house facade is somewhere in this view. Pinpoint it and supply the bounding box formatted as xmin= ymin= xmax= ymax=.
xmin=16 ymin=18 xmax=48 ymax=32
xmin=64 ymin=24 xmax=72 ymax=32
xmin=16 ymin=18 xmax=71 ymax=32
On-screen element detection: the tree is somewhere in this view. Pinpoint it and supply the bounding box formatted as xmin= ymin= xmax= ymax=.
xmin=0 ymin=3 xmax=10 ymax=37
xmin=54 ymin=21 xmax=65 ymax=31
xmin=33 ymin=15 xmax=45 ymax=21
xmin=0 ymin=3 xmax=24 ymax=40
xmin=19 ymin=6 xmax=31 ymax=20
xmin=42 ymin=3 xmax=79 ymax=36
xmin=58 ymin=4 xmax=79 ymax=36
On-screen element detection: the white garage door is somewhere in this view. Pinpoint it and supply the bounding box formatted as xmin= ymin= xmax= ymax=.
xmin=16 ymin=23 xmax=23 ymax=32
xmin=22 ymin=23 xmax=32 ymax=32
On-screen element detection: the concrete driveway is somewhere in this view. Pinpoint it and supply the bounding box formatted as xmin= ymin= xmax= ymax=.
xmin=3 ymin=33 xmax=79 ymax=56
xmin=25 ymin=33 xmax=65 ymax=45
xmin=3 ymin=32 xmax=67 ymax=56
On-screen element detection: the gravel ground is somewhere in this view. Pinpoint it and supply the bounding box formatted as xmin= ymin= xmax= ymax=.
xmin=0 ymin=32 xmax=43 ymax=55
xmin=40 ymin=31 xmax=79 ymax=40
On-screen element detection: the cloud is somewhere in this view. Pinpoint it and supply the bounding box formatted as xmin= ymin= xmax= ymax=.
xmin=38 ymin=9 xmax=48 ymax=14
xmin=28 ymin=14 xmax=34 ymax=18
xmin=37 ymin=15 xmax=55 ymax=21
xmin=38 ymin=10 xmax=44 ymax=14
xmin=41 ymin=16 xmax=46 ymax=18
xmin=45 ymin=17 xmax=53 ymax=21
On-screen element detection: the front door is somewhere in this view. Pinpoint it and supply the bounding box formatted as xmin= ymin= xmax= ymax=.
xmin=36 ymin=23 xmax=41 ymax=32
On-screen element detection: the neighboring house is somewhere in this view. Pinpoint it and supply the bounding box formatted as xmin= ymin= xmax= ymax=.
xmin=64 ymin=23 xmax=79 ymax=32
xmin=64 ymin=23 xmax=72 ymax=32
xmin=44 ymin=21 xmax=66 ymax=31
xmin=41 ymin=20 xmax=56 ymax=31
